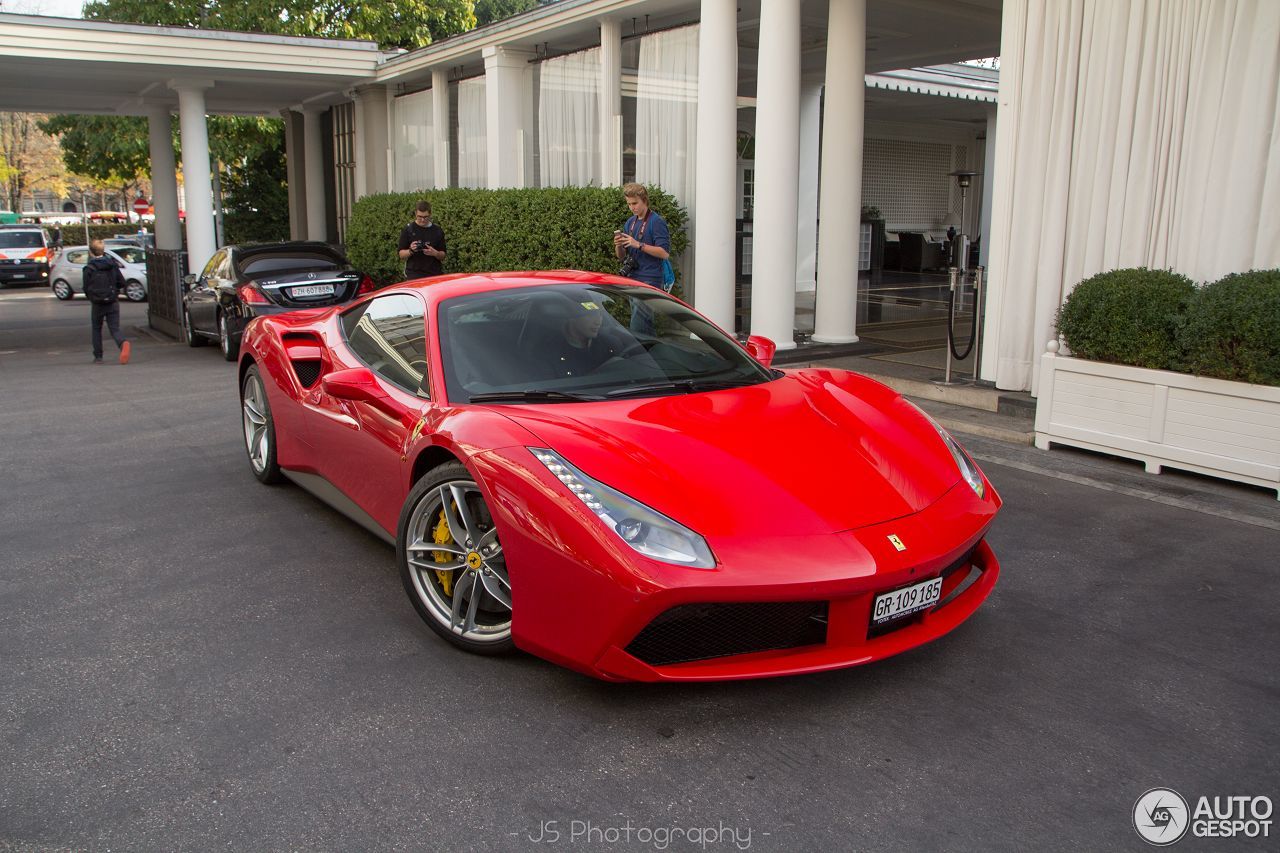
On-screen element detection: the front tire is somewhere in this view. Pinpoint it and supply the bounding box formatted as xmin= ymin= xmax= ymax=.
xmin=397 ymin=462 xmax=514 ymax=654
xmin=185 ymin=308 xmax=207 ymax=347
xmin=124 ymin=280 xmax=147 ymax=302
xmin=52 ymin=279 xmax=73 ymax=300
xmin=241 ymin=365 xmax=283 ymax=484
xmin=219 ymin=312 xmax=240 ymax=362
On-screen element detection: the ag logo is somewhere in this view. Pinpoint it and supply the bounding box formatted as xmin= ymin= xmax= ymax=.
xmin=1134 ymin=788 xmax=1190 ymax=845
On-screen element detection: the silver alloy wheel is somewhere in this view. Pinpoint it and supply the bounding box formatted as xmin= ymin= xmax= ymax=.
xmin=52 ymin=279 xmax=72 ymax=300
xmin=241 ymin=372 xmax=270 ymax=474
xmin=125 ymin=280 xmax=146 ymax=302
xmin=219 ymin=314 xmax=230 ymax=357
xmin=404 ymin=481 xmax=511 ymax=644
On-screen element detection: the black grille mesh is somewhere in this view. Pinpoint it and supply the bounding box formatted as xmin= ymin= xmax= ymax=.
xmin=625 ymin=601 xmax=828 ymax=667
xmin=292 ymin=359 xmax=322 ymax=388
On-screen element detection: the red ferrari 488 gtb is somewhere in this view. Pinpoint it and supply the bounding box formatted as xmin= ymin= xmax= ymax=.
xmin=238 ymin=271 xmax=1001 ymax=681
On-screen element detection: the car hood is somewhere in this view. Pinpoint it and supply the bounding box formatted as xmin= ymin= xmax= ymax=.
xmin=498 ymin=369 xmax=962 ymax=537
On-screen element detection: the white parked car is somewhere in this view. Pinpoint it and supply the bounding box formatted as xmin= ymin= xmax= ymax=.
xmin=49 ymin=244 xmax=148 ymax=302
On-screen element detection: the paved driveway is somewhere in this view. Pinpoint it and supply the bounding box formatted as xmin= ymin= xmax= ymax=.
xmin=1 ymin=288 xmax=1277 ymax=851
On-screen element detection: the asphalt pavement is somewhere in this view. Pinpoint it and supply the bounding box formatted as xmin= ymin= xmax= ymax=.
xmin=1 ymin=287 xmax=1277 ymax=852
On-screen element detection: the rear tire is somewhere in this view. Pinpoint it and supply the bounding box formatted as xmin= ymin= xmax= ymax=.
xmin=397 ymin=462 xmax=514 ymax=655
xmin=219 ymin=312 xmax=240 ymax=362
xmin=52 ymin=279 xmax=73 ymax=300
xmin=241 ymin=365 xmax=283 ymax=485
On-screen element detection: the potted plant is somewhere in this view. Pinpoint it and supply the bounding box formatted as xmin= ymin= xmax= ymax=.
xmin=1034 ymin=268 xmax=1280 ymax=498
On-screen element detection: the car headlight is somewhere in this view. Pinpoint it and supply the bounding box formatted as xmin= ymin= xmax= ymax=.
xmin=530 ymin=448 xmax=716 ymax=569
xmin=905 ymin=402 xmax=986 ymax=499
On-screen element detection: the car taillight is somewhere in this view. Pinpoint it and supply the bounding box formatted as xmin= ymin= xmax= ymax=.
xmin=356 ymin=274 xmax=375 ymax=295
xmin=237 ymin=283 xmax=270 ymax=305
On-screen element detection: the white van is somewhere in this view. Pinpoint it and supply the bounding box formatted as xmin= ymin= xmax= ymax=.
xmin=0 ymin=225 xmax=51 ymax=287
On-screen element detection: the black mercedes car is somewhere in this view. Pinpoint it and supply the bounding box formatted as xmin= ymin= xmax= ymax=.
xmin=184 ymin=242 xmax=374 ymax=361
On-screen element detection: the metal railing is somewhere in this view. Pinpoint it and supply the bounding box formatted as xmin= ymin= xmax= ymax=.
xmin=145 ymin=249 xmax=187 ymax=340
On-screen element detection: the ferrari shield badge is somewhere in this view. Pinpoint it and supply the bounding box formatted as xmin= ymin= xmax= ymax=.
xmin=887 ymin=534 xmax=906 ymax=552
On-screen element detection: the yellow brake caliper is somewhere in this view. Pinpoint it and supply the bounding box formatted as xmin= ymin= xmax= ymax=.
xmin=431 ymin=507 xmax=457 ymax=596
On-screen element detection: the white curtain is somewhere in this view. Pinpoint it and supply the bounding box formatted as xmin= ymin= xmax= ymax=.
xmin=539 ymin=48 xmax=601 ymax=187
xmin=457 ymin=77 xmax=488 ymax=189
xmin=393 ymin=89 xmax=433 ymax=192
xmin=635 ymin=25 xmax=699 ymax=209
xmin=986 ymin=0 xmax=1280 ymax=393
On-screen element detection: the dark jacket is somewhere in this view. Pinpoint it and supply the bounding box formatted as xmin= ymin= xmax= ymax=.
xmin=83 ymin=255 xmax=125 ymax=304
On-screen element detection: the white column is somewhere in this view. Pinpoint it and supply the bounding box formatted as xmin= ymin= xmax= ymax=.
xmin=353 ymin=86 xmax=391 ymax=196
xmin=749 ymin=0 xmax=802 ymax=349
xmin=484 ymin=46 xmax=533 ymax=189
xmin=384 ymin=84 xmax=397 ymax=192
xmin=979 ymin=104 xmax=997 ymax=269
xmin=599 ymin=18 xmax=623 ymax=187
xmin=170 ymin=80 xmax=215 ymax=270
xmin=145 ymin=104 xmax=181 ymax=251
xmin=301 ymin=107 xmax=327 ymax=241
xmin=795 ymin=81 xmax=822 ymax=294
xmin=813 ymin=0 xmax=866 ymax=343
xmin=692 ymin=0 xmax=738 ymax=331
xmin=432 ymin=69 xmax=451 ymax=189
xmin=282 ymin=109 xmax=307 ymax=241
xmin=351 ymin=92 xmax=368 ymax=200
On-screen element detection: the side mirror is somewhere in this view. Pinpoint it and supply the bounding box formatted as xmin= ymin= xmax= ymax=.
xmin=744 ymin=335 xmax=777 ymax=368
xmin=181 ymin=273 xmax=198 ymax=292
xmin=321 ymin=367 xmax=386 ymax=403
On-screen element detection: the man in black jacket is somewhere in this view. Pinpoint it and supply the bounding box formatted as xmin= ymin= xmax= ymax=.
xmin=397 ymin=200 xmax=447 ymax=281
xmin=82 ymin=239 xmax=131 ymax=365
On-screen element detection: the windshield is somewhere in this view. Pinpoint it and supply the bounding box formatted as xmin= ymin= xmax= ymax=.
xmin=239 ymin=251 xmax=344 ymax=277
xmin=112 ymin=247 xmax=145 ymax=264
xmin=438 ymin=284 xmax=775 ymax=403
xmin=0 ymin=231 xmax=45 ymax=249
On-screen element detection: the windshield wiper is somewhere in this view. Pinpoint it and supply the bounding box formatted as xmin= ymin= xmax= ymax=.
xmin=467 ymin=390 xmax=601 ymax=404
xmin=604 ymin=378 xmax=755 ymax=399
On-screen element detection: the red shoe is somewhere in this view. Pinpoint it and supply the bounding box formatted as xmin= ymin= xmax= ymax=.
xmin=119 ymin=340 xmax=131 ymax=365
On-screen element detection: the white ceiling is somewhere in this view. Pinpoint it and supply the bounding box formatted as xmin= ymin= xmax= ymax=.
xmin=0 ymin=0 xmax=1002 ymax=117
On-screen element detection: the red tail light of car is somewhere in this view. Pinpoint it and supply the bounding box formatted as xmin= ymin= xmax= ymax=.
xmin=356 ymin=275 xmax=376 ymax=296
xmin=237 ymin=283 xmax=270 ymax=305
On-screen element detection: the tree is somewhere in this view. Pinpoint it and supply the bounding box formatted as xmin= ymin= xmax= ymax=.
xmin=82 ymin=0 xmax=478 ymax=50
xmin=0 ymin=113 xmax=68 ymax=212
xmin=475 ymin=0 xmax=540 ymax=27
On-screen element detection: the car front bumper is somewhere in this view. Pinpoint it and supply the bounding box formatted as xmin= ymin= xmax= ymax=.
xmin=0 ymin=261 xmax=49 ymax=284
xmin=472 ymin=448 xmax=1001 ymax=682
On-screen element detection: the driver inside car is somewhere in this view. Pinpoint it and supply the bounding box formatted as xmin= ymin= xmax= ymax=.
xmin=534 ymin=298 xmax=620 ymax=378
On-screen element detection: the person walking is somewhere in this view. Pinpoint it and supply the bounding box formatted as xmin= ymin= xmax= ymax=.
xmin=82 ymin=239 xmax=131 ymax=365
xmin=397 ymin=200 xmax=447 ymax=281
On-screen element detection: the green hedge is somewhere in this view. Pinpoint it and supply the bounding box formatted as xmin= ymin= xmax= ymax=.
xmin=1055 ymin=268 xmax=1195 ymax=370
xmin=44 ymin=223 xmax=149 ymax=246
xmin=1056 ymin=266 xmax=1280 ymax=386
xmin=345 ymin=186 xmax=689 ymax=292
xmin=1179 ymin=269 xmax=1280 ymax=385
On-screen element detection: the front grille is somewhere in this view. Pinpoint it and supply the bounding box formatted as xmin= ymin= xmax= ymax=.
xmin=625 ymin=601 xmax=828 ymax=667
xmin=292 ymin=359 xmax=322 ymax=387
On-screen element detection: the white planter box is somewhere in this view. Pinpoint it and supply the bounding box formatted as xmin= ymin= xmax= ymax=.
xmin=1034 ymin=342 xmax=1280 ymax=499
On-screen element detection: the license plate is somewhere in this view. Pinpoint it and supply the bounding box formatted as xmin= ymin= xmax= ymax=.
xmin=12 ymin=273 xmax=26 ymax=279
xmin=872 ymin=577 xmax=943 ymax=624
xmin=290 ymin=283 xmax=334 ymax=298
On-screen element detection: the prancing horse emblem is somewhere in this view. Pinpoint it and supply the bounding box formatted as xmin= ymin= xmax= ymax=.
xmin=888 ymin=534 xmax=906 ymax=552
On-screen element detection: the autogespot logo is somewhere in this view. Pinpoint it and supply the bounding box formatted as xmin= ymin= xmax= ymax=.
xmin=1134 ymin=788 xmax=1190 ymax=846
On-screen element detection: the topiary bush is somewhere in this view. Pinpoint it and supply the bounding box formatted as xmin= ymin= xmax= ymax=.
xmin=1055 ymin=268 xmax=1196 ymax=370
xmin=1179 ymin=269 xmax=1280 ymax=386
xmin=345 ymin=186 xmax=689 ymax=290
